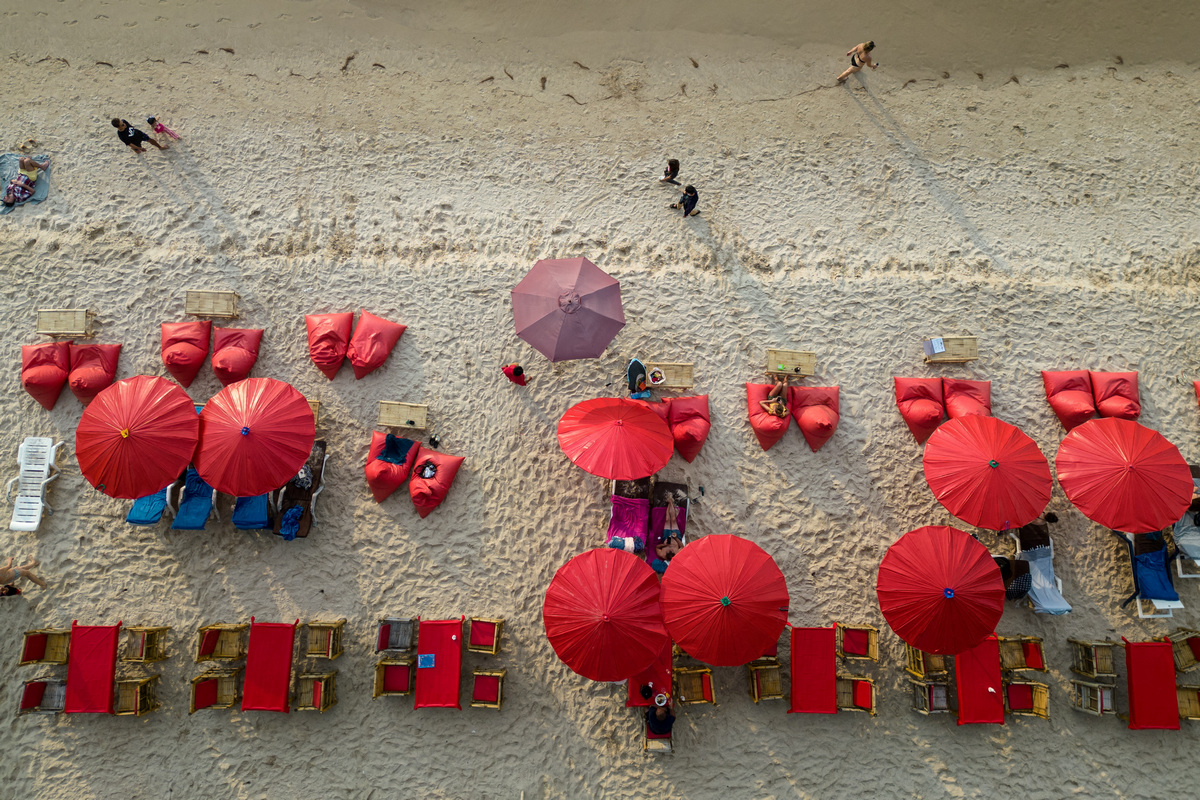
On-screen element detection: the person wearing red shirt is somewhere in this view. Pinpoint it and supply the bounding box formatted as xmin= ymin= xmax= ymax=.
xmin=501 ymin=364 xmax=527 ymax=386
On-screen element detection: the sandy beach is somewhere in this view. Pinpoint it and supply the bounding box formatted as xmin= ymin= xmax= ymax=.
xmin=2 ymin=1 xmax=1200 ymax=797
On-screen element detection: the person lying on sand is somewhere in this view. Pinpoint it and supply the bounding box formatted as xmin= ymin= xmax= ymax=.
xmin=669 ymin=184 xmax=699 ymax=217
xmin=3 ymin=156 xmax=49 ymax=208
xmin=0 ymin=556 xmax=47 ymax=591
xmin=759 ymin=375 xmax=789 ymax=418
xmin=838 ymin=41 xmax=878 ymax=83
xmin=112 ymin=118 xmax=169 ymax=153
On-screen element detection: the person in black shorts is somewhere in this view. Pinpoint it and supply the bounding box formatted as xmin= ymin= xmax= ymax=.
xmin=111 ymin=118 xmax=169 ymax=153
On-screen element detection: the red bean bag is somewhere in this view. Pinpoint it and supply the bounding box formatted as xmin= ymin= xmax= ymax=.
xmin=747 ymin=383 xmax=791 ymax=451
xmin=894 ymin=377 xmax=944 ymax=444
xmin=1194 ymin=380 xmax=1199 ymax=409
xmin=1090 ymin=371 xmax=1141 ymax=420
xmin=346 ymin=310 xmax=406 ymax=380
xmin=306 ymin=312 xmax=354 ymax=380
xmin=409 ymin=446 xmax=465 ymax=518
xmin=160 ymin=321 xmax=211 ymax=388
xmin=211 ymin=328 xmax=263 ymax=386
xmin=68 ymin=343 xmax=121 ymax=404
xmin=789 ymin=386 xmax=840 ymax=452
xmin=1041 ymin=370 xmax=1095 ymax=431
xmin=633 ymin=397 xmax=672 ymax=425
xmin=21 ymin=342 xmax=70 ymax=410
xmin=365 ymin=431 xmax=419 ymax=503
xmin=668 ymin=395 xmax=711 ymax=463
xmin=943 ymin=378 xmax=992 ymax=419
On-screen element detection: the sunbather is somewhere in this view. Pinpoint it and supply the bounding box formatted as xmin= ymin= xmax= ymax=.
xmin=759 ymin=375 xmax=789 ymax=418
xmin=654 ymin=498 xmax=684 ymax=561
xmin=0 ymin=555 xmax=47 ymax=591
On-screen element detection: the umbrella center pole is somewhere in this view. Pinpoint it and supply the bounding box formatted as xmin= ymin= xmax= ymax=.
xmin=988 ymin=460 xmax=999 ymax=468
xmin=720 ymin=596 xmax=731 ymax=607
xmin=943 ymin=588 xmax=955 ymax=598
xmin=558 ymin=291 xmax=581 ymax=313
xmin=241 ymin=426 xmax=250 ymax=436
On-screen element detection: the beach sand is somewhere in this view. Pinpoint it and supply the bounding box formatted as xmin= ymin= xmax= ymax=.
xmin=2 ymin=0 xmax=1200 ymax=797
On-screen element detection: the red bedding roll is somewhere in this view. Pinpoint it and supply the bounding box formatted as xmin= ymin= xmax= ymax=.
xmin=1090 ymin=371 xmax=1141 ymax=420
xmin=668 ymin=395 xmax=711 ymax=463
xmin=747 ymin=383 xmax=791 ymax=451
xmin=365 ymin=431 xmax=419 ymax=503
xmin=211 ymin=327 xmax=263 ymax=386
xmin=161 ymin=321 xmax=211 ymax=388
xmin=21 ymin=342 xmax=70 ymax=410
xmin=409 ymin=446 xmax=465 ymax=518
xmin=894 ymin=377 xmax=944 ymax=444
xmin=1042 ymin=370 xmax=1095 ymax=430
xmin=789 ymin=386 xmax=840 ymax=452
xmin=346 ymin=310 xmax=406 ymax=379
xmin=306 ymin=312 xmax=353 ymax=380
xmin=68 ymin=343 xmax=121 ymax=404
xmin=943 ymin=378 xmax=992 ymax=419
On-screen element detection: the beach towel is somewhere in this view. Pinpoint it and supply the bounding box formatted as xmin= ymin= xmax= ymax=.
xmin=126 ymin=486 xmax=168 ymax=526
xmin=233 ymin=495 xmax=271 ymax=530
xmin=1174 ymin=479 xmax=1200 ymax=562
xmin=1021 ymin=546 xmax=1072 ymax=615
xmin=0 ymin=153 xmax=50 ymax=214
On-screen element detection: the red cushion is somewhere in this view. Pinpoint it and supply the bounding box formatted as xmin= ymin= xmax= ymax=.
xmin=473 ymin=674 xmax=500 ymax=703
xmin=853 ymin=680 xmax=872 ymax=709
xmin=1186 ymin=635 xmax=1200 ymax=663
xmin=1042 ymin=370 xmax=1095 ymax=430
xmin=1090 ymin=371 xmax=1140 ymax=420
xmin=346 ymin=310 xmax=406 ymax=379
xmin=789 ymin=386 xmax=840 ymax=452
xmin=841 ymin=627 xmax=869 ymax=656
xmin=1006 ymin=683 xmax=1034 ymax=711
xmin=161 ymin=321 xmax=211 ymax=387
xmin=701 ymin=674 xmax=714 ymax=702
xmin=383 ymin=664 xmax=411 ymax=693
xmin=364 ymin=431 xmax=419 ymax=503
xmin=894 ymin=377 xmax=944 ymax=444
xmin=633 ymin=397 xmax=672 ymax=424
xmin=68 ymin=343 xmax=121 ymax=404
xmin=193 ymin=678 xmax=218 ymax=710
xmin=1023 ymin=641 xmax=1045 ymax=670
xmin=408 ymin=447 xmax=465 ymax=518
xmin=306 ymin=312 xmax=354 ymax=380
xmin=377 ymin=624 xmax=390 ymax=652
xmin=943 ymin=378 xmax=992 ymax=419
xmin=211 ymin=328 xmax=263 ymax=386
xmin=199 ymin=629 xmax=221 ymax=657
xmin=22 ymin=634 xmax=47 ymax=663
xmin=21 ymin=342 xmax=70 ymax=410
xmin=312 ymin=681 xmax=322 ymax=708
xmin=1194 ymin=381 xmax=1199 ymax=409
xmin=747 ymin=383 xmax=791 ymax=451
xmin=470 ymin=621 xmax=497 ymax=648
xmin=21 ymin=681 xmax=47 ymax=711
xmin=668 ymin=395 xmax=711 ymax=462
xmin=646 ymin=721 xmax=671 ymax=740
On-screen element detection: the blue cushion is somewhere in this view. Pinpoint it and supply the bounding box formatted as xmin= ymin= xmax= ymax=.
xmin=232 ymin=495 xmax=270 ymax=530
xmin=127 ymin=487 xmax=168 ymax=526
xmin=1133 ymin=549 xmax=1179 ymax=601
xmin=172 ymin=469 xmax=214 ymax=531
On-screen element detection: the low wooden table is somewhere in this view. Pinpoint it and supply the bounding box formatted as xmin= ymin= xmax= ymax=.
xmin=644 ymin=362 xmax=694 ymax=390
xmin=37 ymin=309 xmax=95 ymax=338
xmin=378 ymin=401 xmax=428 ymax=430
xmin=765 ymin=348 xmax=816 ymax=377
xmin=923 ymin=336 xmax=979 ymax=364
xmin=185 ymin=290 xmax=240 ymax=318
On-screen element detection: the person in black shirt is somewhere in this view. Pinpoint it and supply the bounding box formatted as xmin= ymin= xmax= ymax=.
xmin=669 ymin=185 xmax=699 ymax=217
xmin=111 ymin=118 xmax=169 ymax=153
xmin=659 ymin=158 xmax=680 ymax=185
xmin=646 ymin=704 xmax=675 ymax=736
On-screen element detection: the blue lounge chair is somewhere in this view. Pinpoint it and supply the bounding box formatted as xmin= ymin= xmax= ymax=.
xmin=232 ymin=495 xmax=271 ymax=531
xmin=1114 ymin=530 xmax=1183 ymax=619
xmin=170 ymin=468 xmax=217 ymax=531
xmin=127 ymin=486 xmax=169 ymax=526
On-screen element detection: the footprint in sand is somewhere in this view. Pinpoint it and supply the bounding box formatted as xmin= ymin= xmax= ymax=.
xmin=310 ymin=16 xmax=323 ymax=22
xmin=64 ymin=20 xmax=77 ymax=26
xmin=217 ymin=17 xmax=230 ymax=23
xmin=124 ymin=22 xmax=136 ymax=28
xmin=248 ymin=22 xmax=262 ymax=29
xmin=186 ymin=22 xmax=198 ymax=28
xmin=95 ymin=14 xmax=108 ymax=19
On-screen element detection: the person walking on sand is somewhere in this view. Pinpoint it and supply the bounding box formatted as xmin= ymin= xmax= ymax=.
xmin=838 ymin=41 xmax=878 ymax=83
xmin=659 ymin=158 xmax=680 ymax=185
xmin=111 ymin=118 xmax=169 ymax=154
xmin=501 ymin=363 xmax=528 ymax=386
xmin=147 ymin=116 xmax=181 ymax=141
xmin=0 ymin=556 xmax=47 ymax=594
xmin=669 ymin=185 xmax=699 ymax=217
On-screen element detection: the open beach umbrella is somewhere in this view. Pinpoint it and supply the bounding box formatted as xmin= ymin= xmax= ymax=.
xmin=75 ymin=375 xmax=200 ymax=499
xmin=542 ymin=548 xmax=668 ymax=682
xmin=876 ymin=525 xmax=1004 ymax=655
xmin=194 ymin=378 xmax=315 ymax=497
xmin=660 ymin=535 xmax=790 ymax=666
xmin=512 ymin=257 xmax=625 ymax=362
xmin=1055 ymin=417 xmax=1192 ymax=534
xmin=923 ymin=416 xmax=1052 ymax=531
xmin=557 ymin=398 xmax=674 ymax=481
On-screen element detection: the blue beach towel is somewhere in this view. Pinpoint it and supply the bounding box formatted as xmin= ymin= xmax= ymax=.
xmin=171 ymin=468 xmax=214 ymax=531
xmin=232 ymin=494 xmax=271 ymax=530
xmin=126 ymin=487 xmax=168 ymax=526
xmin=0 ymin=153 xmax=51 ymax=214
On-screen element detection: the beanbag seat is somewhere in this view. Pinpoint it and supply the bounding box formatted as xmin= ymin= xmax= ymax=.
xmin=409 ymin=446 xmax=465 ymax=518
xmin=1194 ymin=381 xmax=1199 ymax=409
xmin=21 ymin=342 xmax=70 ymax=410
xmin=1041 ymin=370 xmax=1095 ymax=431
xmin=789 ymin=386 xmax=840 ymax=452
xmin=1090 ymin=371 xmax=1141 ymax=420
xmin=943 ymin=378 xmax=992 ymax=419
xmin=894 ymin=377 xmax=944 ymax=444
xmin=633 ymin=397 xmax=672 ymax=425
xmin=211 ymin=328 xmax=263 ymax=386
xmin=747 ymin=383 xmax=790 ymax=451
xmin=668 ymin=395 xmax=711 ymax=463
xmin=306 ymin=312 xmax=354 ymax=380
xmin=346 ymin=310 xmax=406 ymax=380
xmin=161 ymin=321 xmax=211 ymax=388
xmin=68 ymin=343 xmax=121 ymax=404
xmin=365 ymin=431 xmax=418 ymax=503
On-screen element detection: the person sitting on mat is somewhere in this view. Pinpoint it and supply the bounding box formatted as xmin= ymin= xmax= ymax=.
xmin=655 ymin=497 xmax=684 ymax=562
xmin=759 ymin=375 xmax=789 ymax=418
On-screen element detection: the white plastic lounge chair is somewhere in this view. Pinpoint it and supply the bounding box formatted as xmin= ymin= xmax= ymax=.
xmin=5 ymin=438 xmax=64 ymax=531
xmin=1114 ymin=530 xmax=1183 ymax=619
xmin=1008 ymin=527 xmax=1072 ymax=615
xmin=1173 ymin=474 xmax=1200 ymax=579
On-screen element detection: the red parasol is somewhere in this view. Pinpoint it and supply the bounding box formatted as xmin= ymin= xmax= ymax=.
xmin=1055 ymin=418 xmax=1192 ymax=533
xmin=876 ymin=525 xmax=1004 ymax=655
xmin=512 ymin=257 xmax=626 ymax=362
xmin=75 ymin=375 xmax=199 ymax=499
xmin=557 ymin=398 xmax=673 ymax=481
xmin=660 ymin=535 xmax=790 ymax=666
xmin=923 ymin=415 xmax=1052 ymax=530
xmin=542 ymin=548 xmax=668 ymax=682
xmin=194 ymin=378 xmax=315 ymax=497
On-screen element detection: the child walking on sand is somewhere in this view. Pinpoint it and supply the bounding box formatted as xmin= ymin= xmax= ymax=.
xmin=147 ymin=116 xmax=181 ymax=140
xmin=0 ymin=556 xmax=47 ymax=595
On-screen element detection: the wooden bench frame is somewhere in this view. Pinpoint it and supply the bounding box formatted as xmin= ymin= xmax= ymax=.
xmin=377 ymin=401 xmax=428 ymax=430
xmin=910 ymin=677 xmax=951 ymax=715
xmin=294 ymin=672 xmax=337 ymax=712
xmin=185 ymin=290 xmax=240 ymax=318
xmin=836 ymin=674 xmax=877 ymax=715
xmin=115 ymin=675 xmax=161 ymax=717
xmin=836 ymin=623 xmax=879 ymax=662
xmin=904 ymin=644 xmax=948 ymax=679
xmin=37 ymin=309 xmax=95 ymax=338
xmin=304 ymin=619 xmax=346 ymax=660
xmin=189 ymin=667 xmax=242 ymax=714
xmin=123 ymin=626 xmax=171 ymax=664
xmin=747 ymin=658 xmax=784 ymax=703
xmin=20 ymin=628 xmax=70 ymax=666
xmin=373 ymin=657 xmax=415 ymax=698
xmin=470 ymin=668 xmax=507 ymax=710
xmin=1068 ymin=639 xmax=1118 ymax=679
xmin=194 ymin=623 xmax=248 ymax=663
xmin=674 ymin=667 xmax=715 ymax=706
